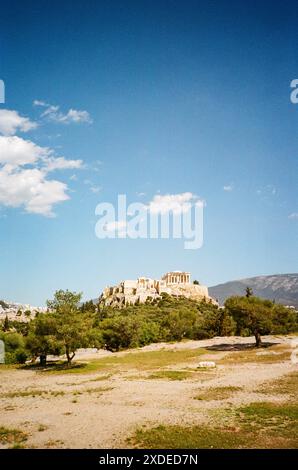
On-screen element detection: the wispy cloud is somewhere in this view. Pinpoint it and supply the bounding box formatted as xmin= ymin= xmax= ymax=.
xmin=223 ymin=184 xmax=233 ymax=192
xmin=288 ymin=212 xmax=298 ymax=219
xmin=33 ymin=100 xmax=92 ymax=125
xmin=256 ymin=184 xmax=277 ymax=196
xmin=83 ymin=178 xmax=101 ymax=193
xmin=90 ymin=185 xmax=102 ymax=194
xmin=44 ymin=156 xmax=83 ymax=172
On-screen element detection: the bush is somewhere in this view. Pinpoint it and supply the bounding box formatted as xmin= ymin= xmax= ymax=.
xmin=3 ymin=348 xmax=27 ymax=364
xmin=0 ymin=332 xmax=25 ymax=352
xmin=14 ymin=349 xmax=28 ymax=364
xmin=0 ymin=332 xmax=27 ymax=364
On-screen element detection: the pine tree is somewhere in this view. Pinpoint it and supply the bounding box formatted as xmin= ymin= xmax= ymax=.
xmin=245 ymin=286 xmax=253 ymax=298
xmin=3 ymin=315 xmax=9 ymax=331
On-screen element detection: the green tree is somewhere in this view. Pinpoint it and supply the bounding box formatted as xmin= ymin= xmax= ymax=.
xmin=100 ymin=315 xmax=142 ymax=351
xmin=47 ymin=289 xmax=82 ymax=311
xmin=26 ymin=313 xmax=62 ymax=365
xmin=3 ymin=315 xmax=9 ymax=332
xmin=47 ymin=290 xmax=94 ymax=364
xmin=80 ymin=300 xmax=96 ymax=313
xmin=24 ymin=310 xmax=31 ymax=318
xmin=224 ymin=296 xmax=297 ymax=347
xmin=245 ymin=287 xmax=253 ymax=298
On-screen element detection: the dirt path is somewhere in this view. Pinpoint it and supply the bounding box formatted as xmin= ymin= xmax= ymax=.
xmin=0 ymin=335 xmax=297 ymax=448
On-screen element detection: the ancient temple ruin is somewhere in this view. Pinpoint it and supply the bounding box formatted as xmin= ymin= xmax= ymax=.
xmin=162 ymin=271 xmax=190 ymax=285
xmin=100 ymin=271 xmax=217 ymax=307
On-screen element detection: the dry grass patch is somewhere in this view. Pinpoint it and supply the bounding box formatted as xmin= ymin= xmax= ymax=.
xmin=129 ymin=401 xmax=298 ymax=449
xmin=37 ymin=424 xmax=48 ymax=432
xmin=73 ymin=386 xmax=113 ymax=396
xmin=259 ymin=371 xmax=298 ymax=399
xmin=85 ymin=386 xmax=113 ymax=394
xmin=1 ymin=389 xmax=48 ymax=399
xmin=194 ymin=386 xmax=242 ymax=401
xmin=127 ymin=424 xmax=252 ymax=449
xmin=236 ymin=401 xmax=298 ymax=440
xmin=0 ymin=426 xmax=27 ymax=448
xmin=1 ymin=389 xmax=66 ymax=399
xmin=24 ymin=348 xmax=206 ymax=376
xmin=147 ymin=370 xmax=195 ymax=381
xmin=218 ymin=345 xmax=291 ymax=365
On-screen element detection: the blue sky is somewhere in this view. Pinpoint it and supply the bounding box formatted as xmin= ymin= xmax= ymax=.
xmin=0 ymin=0 xmax=297 ymax=306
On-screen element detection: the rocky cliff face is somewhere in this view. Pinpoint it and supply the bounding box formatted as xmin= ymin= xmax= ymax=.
xmin=209 ymin=274 xmax=298 ymax=307
xmin=100 ymin=282 xmax=216 ymax=307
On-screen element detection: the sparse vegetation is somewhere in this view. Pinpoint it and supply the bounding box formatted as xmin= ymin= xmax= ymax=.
xmin=147 ymin=370 xmax=195 ymax=380
xmin=0 ymin=426 xmax=27 ymax=447
xmin=129 ymin=401 xmax=298 ymax=448
xmin=38 ymin=424 xmax=47 ymax=432
xmin=85 ymin=386 xmax=113 ymax=394
xmin=194 ymin=386 xmax=242 ymax=401
xmin=218 ymin=344 xmax=291 ymax=365
xmin=259 ymin=371 xmax=298 ymax=398
xmin=236 ymin=402 xmax=298 ymax=439
xmin=2 ymin=389 xmax=48 ymax=398
xmin=128 ymin=424 xmax=251 ymax=449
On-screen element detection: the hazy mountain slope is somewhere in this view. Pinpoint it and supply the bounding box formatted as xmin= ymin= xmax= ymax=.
xmin=209 ymin=274 xmax=298 ymax=307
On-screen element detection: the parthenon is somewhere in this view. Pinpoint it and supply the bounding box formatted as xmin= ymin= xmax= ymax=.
xmin=101 ymin=271 xmax=217 ymax=307
xmin=162 ymin=271 xmax=190 ymax=285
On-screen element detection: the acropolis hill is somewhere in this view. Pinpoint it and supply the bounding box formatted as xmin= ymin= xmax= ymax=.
xmin=100 ymin=271 xmax=217 ymax=307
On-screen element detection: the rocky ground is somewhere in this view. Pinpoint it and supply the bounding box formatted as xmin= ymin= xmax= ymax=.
xmin=0 ymin=334 xmax=297 ymax=448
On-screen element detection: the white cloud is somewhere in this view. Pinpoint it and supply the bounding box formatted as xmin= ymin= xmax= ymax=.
xmin=33 ymin=100 xmax=47 ymax=107
xmin=58 ymin=109 xmax=92 ymax=124
xmin=288 ymin=212 xmax=298 ymax=219
xmin=0 ymin=109 xmax=37 ymax=136
xmin=0 ymin=135 xmax=83 ymax=216
xmin=41 ymin=105 xmax=60 ymax=118
xmin=223 ymin=184 xmax=233 ymax=192
xmin=0 ymin=166 xmax=69 ymax=217
xmin=0 ymin=136 xmax=49 ymax=167
xmin=44 ymin=156 xmax=83 ymax=172
xmin=147 ymin=192 xmax=203 ymax=215
xmin=34 ymin=100 xmax=92 ymax=124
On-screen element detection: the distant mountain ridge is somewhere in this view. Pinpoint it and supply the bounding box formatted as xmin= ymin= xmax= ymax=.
xmin=209 ymin=274 xmax=298 ymax=307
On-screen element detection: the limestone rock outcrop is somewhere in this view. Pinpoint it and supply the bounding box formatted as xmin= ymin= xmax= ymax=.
xmin=100 ymin=271 xmax=217 ymax=307
xmin=0 ymin=300 xmax=47 ymax=322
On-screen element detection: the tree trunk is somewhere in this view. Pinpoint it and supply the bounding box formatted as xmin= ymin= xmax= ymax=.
xmin=65 ymin=345 xmax=75 ymax=365
xmin=254 ymin=330 xmax=262 ymax=348
xmin=39 ymin=354 xmax=47 ymax=366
